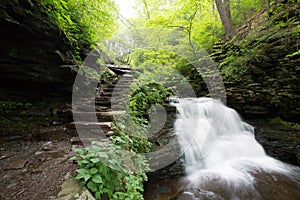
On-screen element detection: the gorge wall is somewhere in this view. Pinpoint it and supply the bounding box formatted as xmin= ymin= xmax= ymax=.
xmin=210 ymin=2 xmax=300 ymax=166
xmin=0 ymin=0 xmax=80 ymax=101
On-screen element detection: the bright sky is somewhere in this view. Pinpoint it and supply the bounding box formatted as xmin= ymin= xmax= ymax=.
xmin=115 ymin=0 xmax=137 ymax=19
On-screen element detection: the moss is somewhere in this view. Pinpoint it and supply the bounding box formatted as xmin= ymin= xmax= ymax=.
xmin=0 ymin=100 xmax=68 ymax=133
xmin=268 ymin=116 xmax=300 ymax=130
xmin=266 ymin=129 xmax=299 ymax=145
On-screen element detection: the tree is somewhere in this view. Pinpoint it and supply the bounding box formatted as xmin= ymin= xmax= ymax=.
xmin=215 ymin=0 xmax=235 ymax=40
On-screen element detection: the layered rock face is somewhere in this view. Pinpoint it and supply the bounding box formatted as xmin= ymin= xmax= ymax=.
xmin=220 ymin=3 xmax=299 ymax=121
xmin=209 ymin=3 xmax=300 ymax=166
xmin=0 ymin=0 xmax=78 ymax=100
xmin=224 ymin=37 xmax=300 ymax=122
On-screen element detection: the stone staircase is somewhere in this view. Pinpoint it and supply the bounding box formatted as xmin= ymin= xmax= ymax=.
xmin=67 ymin=65 xmax=133 ymax=148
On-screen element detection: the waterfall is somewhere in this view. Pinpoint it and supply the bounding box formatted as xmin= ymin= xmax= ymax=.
xmin=172 ymin=98 xmax=300 ymax=200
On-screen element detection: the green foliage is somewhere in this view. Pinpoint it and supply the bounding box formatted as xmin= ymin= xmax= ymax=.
xmin=99 ymin=68 xmax=116 ymax=84
xmin=0 ymin=101 xmax=28 ymax=115
xmin=287 ymin=49 xmax=300 ymax=58
xmin=128 ymin=82 xmax=170 ymax=123
xmin=132 ymin=0 xmax=223 ymax=51
xmin=39 ymin=0 xmax=118 ymax=48
xmin=129 ymin=48 xmax=204 ymax=96
xmin=230 ymin=0 xmax=265 ymax=26
xmin=111 ymin=120 xmax=152 ymax=153
xmin=266 ymin=117 xmax=300 ymax=146
xmin=0 ymin=100 xmax=65 ymax=132
xmin=71 ymin=141 xmax=149 ymax=200
xmin=217 ymin=0 xmax=300 ymax=82
xmin=269 ymin=117 xmax=300 ymax=131
xmin=218 ymin=45 xmax=249 ymax=81
xmin=269 ymin=0 xmax=300 ymax=24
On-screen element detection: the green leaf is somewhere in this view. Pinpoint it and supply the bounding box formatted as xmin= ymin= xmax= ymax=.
xmin=87 ymin=181 xmax=98 ymax=192
xmin=92 ymin=174 xmax=103 ymax=183
xmin=90 ymin=158 xmax=100 ymax=163
xmin=73 ymin=148 xmax=85 ymax=154
xmin=96 ymin=152 xmax=108 ymax=159
xmin=102 ymin=188 xmax=110 ymax=193
xmin=95 ymin=191 xmax=101 ymax=199
xmin=69 ymin=156 xmax=77 ymax=160
xmin=81 ymin=159 xmax=89 ymax=164
xmin=76 ymin=169 xmax=88 ymax=174
xmin=90 ymin=168 xmax=98 ymax=174
xmin=83 ymin=174 xmax=91 ymax=182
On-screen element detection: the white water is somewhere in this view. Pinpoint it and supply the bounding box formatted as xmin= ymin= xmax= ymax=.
xmin=172 ymin=98 xmax=300 ymax=200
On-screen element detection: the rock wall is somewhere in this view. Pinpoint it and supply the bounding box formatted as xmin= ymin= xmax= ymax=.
xmin=209 ymin=2 xmax=300 ymax=166
xmin=215 ymin=3 xmax=300 ymax=121
xmin=224 ymin=36 xmax=300 ymax=122
xmin=0 ymin=0 xmax=79 ymax=100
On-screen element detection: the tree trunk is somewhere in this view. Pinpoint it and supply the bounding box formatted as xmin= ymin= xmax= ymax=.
xmin=142 ymin=0 xmax=151 ymax=20
xmin=215 ymin=0 xmax=235 ymax=40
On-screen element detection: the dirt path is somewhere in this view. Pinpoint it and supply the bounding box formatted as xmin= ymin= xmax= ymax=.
xmin=0 ymin=126 xmax=77 ymax=200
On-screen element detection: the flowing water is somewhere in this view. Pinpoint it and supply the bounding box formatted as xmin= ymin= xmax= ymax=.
xmin=172 ymin=98 xmax=300 ymax=200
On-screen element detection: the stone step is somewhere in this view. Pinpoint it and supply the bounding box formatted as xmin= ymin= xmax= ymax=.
xmin=112 ymin=69 xmax=132 ymax=75
xmin=93 ymin=102 xmax=126 ymax=108
xmin=73 ymin=111 xmax=126 ymax=122
xmin=100 ymin=96 xmax=127 ymax=101
xmin=70 ymin=135 xmax=115 ymax=148
xmin=106 ymin=84 xmax=131 ymax=88
xmin=112 ymin=79 xmax=133 ymax=84
xmin=106 ymin=64 xmax=132 ymax=71
xmin=67 ymin=122 xmax=112 ymax=130
xmin=95 ymin=96 xmax=111 ymax=102
xmin=94 ymin=100 xmax=111 ymax=107
xmin=103 ymin=89 xmax=129 ymax=95
xmin=103 ymin=87 xmax=127 ymax=92
xmin=99 ymin=92 xmax=112 ymax=97
xmin=122 ymin=74 xmax=133 ymax=77
xmin=66 ymin=122 xmax=113 ymax=136
xmin=72 ymin=105 xmax=112 ymax=112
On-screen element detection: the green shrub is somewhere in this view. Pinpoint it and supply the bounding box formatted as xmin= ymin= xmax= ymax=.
xmin=129 ymin=82 xmax=170 ymax=124
xmin=71 ymin=141 xmax=149 ymax=200
xmin=111 ymin=120 xmax=152 ymax=153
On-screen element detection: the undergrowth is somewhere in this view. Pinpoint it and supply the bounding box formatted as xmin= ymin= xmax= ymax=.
xmin=72 ymin=82 xmax=171 ymax=199
xmin=71 ymin=142 xmax=149 ymax=200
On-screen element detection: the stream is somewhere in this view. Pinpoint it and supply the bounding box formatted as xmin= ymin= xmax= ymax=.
xmin=151 ymin=97 xmax=300 ymax=200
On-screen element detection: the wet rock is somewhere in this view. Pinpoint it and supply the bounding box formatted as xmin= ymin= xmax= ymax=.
xmin=147 ymin=107 xmax=185 ymax=180
xmin=252 ymin=119 xmax=300 ymax=166
xmin=144 ymin=178 xmax=188 ymax=200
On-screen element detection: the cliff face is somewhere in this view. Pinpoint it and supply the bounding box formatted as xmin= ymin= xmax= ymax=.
xmin=210 ymin=2 xmax=300 ymax=166
xmin=0 ymin=0 xmax=78 ymax=100
xmin=223 ymin=32 xmax=300 ymax=122
xmin=210 ymin=3 xmax=300 ymax=122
